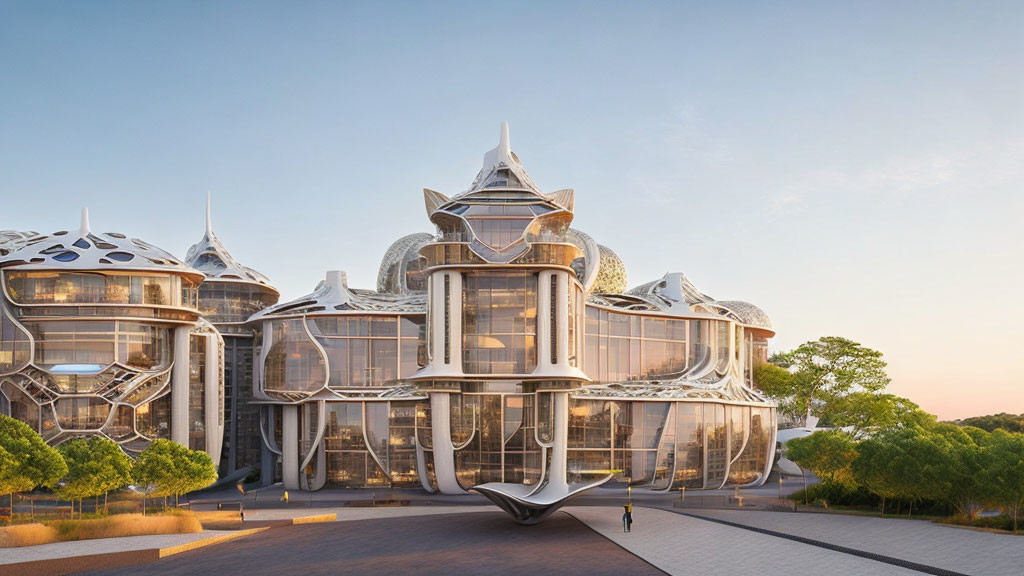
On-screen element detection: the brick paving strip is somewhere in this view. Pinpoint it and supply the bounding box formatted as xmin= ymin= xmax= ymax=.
xmin=683 ymin=509 xmax=1023 ymax=576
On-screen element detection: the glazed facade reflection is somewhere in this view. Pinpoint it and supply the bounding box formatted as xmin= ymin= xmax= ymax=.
xmin=251 ymin=124 xmax=777 ymax=518
xmin=0 ymin=211 xmax=225 ymax=463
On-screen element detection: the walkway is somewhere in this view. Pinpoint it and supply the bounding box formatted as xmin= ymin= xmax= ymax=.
xmin=566 ymin=506 xmax=923 ymax=576
xmin=685 ymin=509 xmax=1024 ymax=576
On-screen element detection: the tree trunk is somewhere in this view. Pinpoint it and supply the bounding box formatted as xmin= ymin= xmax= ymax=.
xmin=30 ymin=495 xmax=34 ymax=519
xmin=909 ymin=500 xmax=913 ymax=517
xmin=881 ymin=496 xmax=885 ymax=518
xmin=801 ymin=469 xmax=807 ymax=505
xmin=104 ymin=491 xmax=107 ymax=514
xmin=142 ymin=493 xmax=146 ymax=516
xmin=1014 ymin=503 xmax=1018 ymax=534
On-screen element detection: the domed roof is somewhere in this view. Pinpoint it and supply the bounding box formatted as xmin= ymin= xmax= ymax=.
xmin=376 ymin=233 xmax=433 ymax=294
xmin=592 ymin=245 xmax=628 ymax=294
xmin=184 ymin=195 xmax=277 ymax=292
xmin=566 ymin=229 xmax=600 ymax=292
xmin=0 ymin=209 xmax=202 ymax=282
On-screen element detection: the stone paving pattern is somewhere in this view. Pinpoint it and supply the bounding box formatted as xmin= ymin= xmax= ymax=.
xmin=566 ymin=506 xmax=924 ymax=576
xmin=686 ymin=509 xmax=1024 ymax=576
xmin=77 ymin=511 xmax=665 ymax=576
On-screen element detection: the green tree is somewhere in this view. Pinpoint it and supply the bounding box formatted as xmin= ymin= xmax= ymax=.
xmin=56 ymin=437 xmax=133 ymax=517
xmin=132 ymin=440 xmax=217 ymax=512
xmin=821 ymin=392 xmax=934 ymax=436
xmin=785 ymin=430 xmax=858 ymax=486
xmin=957 ymin=413 xmax=1024 ymax=434
xmin=983 ymin=430 xmax=1024 ymax=532
xmin=0 ymin=414 xmax=67 ymax=512
xmin=770 ymin=337 xmax=891 ymax=427
xmin=852 ymin=429 xmax=915 ymax=516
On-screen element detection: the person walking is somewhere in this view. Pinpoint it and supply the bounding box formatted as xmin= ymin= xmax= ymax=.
xmin=622 ymin=504 xmax=633 ymax=533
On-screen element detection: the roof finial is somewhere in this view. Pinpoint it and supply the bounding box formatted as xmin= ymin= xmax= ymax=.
xmin=498 ymin=121 xmax=511 ymax=160
xmin=205 ymin=191 xmax=213 ymax=236
xmin=79 ymin=207 xmax=91 ymax=236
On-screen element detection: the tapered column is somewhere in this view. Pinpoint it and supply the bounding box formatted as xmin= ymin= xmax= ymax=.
xmin=171 ymin=326 xmax=191 ymax=446
xmin=424 ymin=271 xmax=463 ymax=377
xmin=555 ymin=271 xmax=569 ymax=367
xmin=549 ymin=391 xmax=570 ymax=493
xmin=536 ymin=271 xmax=552 ymax=368
xmin=205 ymin=333 xmax=222 ymax=464
xmin=282 ymin=404 xmax=299 ymax=490
xmin=430 ymin=392 xmax=465 ymax=494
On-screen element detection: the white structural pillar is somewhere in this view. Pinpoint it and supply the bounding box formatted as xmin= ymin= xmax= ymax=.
xmin=430 ymin=392 xmax=466 ymax=494
xmin=536 ymin=270 xmax=552 ymax=367
xmin=170 ymin=326 xmax=191 ymax=446
xmin=282 ymin=404 xmax=299 ymax=490
xmin=204 ymin=333 xmax=222 ymax=464
xmin=426 ymin=271 xmax=463 ymax=377
xmin=549 ymin=391 xmax=570 ymax=493
xmin=555 ymin=271 xmax=569 ymax=366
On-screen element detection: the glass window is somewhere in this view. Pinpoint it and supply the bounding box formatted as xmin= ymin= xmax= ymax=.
xmin=264 ymin=319 xmax=326 ymax=394
xmin=55 ymin=396 xmax=111 ymax=430
xmin=28 ymin=320 xmax=116 ymax=370
xmin=462 ymin=273 xmax=537 ymax=374
xmin=6 ymin=271 xmax=185 ymax=307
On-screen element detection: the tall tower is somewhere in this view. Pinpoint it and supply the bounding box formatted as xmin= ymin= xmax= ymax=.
xmin=186 ymin=195 xmax=280 ymax=476
xmin=411 ymin=122 xmax=589 ymax=496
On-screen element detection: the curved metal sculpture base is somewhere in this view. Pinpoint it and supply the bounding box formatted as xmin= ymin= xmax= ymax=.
xmin=471 ymin=475 xmax=613 ymax=525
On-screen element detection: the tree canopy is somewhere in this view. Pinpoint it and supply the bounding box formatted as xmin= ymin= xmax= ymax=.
xmin=132 ymin=439 xmax=217 ymax=502
xmin=0 ymin=414 xmax=67 ymax=497
xmin=56 ymin=436 xmax=133 ymax=502
xmin=955 ymin=413 xmax=1024 ymax=434
xmin=785 ymin=430 xmax=858 ymax=486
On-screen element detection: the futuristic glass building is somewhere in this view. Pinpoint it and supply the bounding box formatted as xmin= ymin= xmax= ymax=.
xmin=251 ymin=123 xmax=777 ymax=522
xmin=0 ymin=210 xmax=225 ymax=460
xmin=185 ymin=196 xmax=280 ymax=476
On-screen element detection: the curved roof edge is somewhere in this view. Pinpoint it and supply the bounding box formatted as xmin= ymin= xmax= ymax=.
xmin=0 ymin=208 xmax=203 ymax=282
xmin=184 ymin=194 xmax=278 ymax=293
xmin=248 ymin=270 xmax=426 ymax=322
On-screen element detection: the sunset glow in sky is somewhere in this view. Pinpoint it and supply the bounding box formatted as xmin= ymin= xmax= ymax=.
xmin=2 ymin=1 xmax=1021 ymax=419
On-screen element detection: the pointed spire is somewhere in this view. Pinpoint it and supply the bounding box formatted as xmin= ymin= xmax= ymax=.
xmin=79 ymin=207 xmax=91 ymax=236
xmin=205 ymin=191 xmax=213 ymax=237
xmin=498 ymin=120 xmax=511 ymax=162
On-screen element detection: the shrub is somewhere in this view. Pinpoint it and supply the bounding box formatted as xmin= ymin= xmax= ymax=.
xmin=0 ymin=523 xmax=60 ymax=547
xmin=789 ymin=481 xmax=879 ymax=508
xmin=49 ymin=512 xmax=202 ymax=542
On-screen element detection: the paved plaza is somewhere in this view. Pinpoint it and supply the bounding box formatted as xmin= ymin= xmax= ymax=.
xmin=77 ymin=510 xmax=664 ymax=576
xmin=685 ymin=508 xmax=1024 ymax=576
xmin=7 ymin=502 xmax=1020 ymax=575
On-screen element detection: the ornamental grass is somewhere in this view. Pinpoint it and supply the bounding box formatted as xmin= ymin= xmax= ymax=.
xmin=0 ymin=512 xmax=203 ymax=547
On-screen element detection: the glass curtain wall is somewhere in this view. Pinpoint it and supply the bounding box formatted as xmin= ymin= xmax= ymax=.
xmin=462 ymin=273 xmax=537 ymax=374
xmin=583 ymin=307 xmax=692 ymax=382
xmin=323 ymin=401 xmax=420 ymax=488
xmin=453 ymin=393 xmax=543 ymax=489
xmin=7 ymin=271 xmax=189 ymax=307
xmin=308 ymin=315 xmax=424 ymax=388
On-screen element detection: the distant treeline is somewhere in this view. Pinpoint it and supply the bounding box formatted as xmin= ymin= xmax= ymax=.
xmin=951 ymin=413 xmax=1024 ymax=434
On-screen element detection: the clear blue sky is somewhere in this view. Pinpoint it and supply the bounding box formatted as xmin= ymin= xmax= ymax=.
xmin=2 ymin=1 xmax=1021 ymax=419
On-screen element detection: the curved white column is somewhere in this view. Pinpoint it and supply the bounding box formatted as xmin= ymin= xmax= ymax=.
xmin=549 ymin=391 xmax=569 ymax=493
xmin=204 ymin=333 xmax=222 ymax=464
xmin=170 ymin=326 xmax=191 ymax=446
xmin=536 ymin=270 xmax=552 ymax=368
xmin=556 ymin=272 xmax=569 ymax=367
xmin=282 ymin=404 xmax=299 ymax=490
xmin=430 ymin=392 xmax=466 ymax=494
